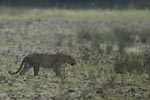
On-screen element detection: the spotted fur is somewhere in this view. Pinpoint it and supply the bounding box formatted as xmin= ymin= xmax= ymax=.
xmin=9 ymin=53 xmax=76 ymax=76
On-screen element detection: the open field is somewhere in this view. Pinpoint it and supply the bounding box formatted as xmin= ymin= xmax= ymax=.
xmin=0 ymin=8 xmax=150 ymax=100
xmin=0 ymin=7 xmax=150 ymax=22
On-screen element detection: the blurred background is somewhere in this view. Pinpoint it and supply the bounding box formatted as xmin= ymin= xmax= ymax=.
xmin=0 ymin=0 xmax=150 ymax=9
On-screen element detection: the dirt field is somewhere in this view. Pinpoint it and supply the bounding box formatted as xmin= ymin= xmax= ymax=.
xmin=0 ymin=17 xmax=150 ymax=100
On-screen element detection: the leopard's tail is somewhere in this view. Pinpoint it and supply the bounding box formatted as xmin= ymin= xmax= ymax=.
xmin=8 ymin=59 xmax=25 ymax=75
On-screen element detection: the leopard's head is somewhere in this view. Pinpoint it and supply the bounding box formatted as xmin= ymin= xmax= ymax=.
xmin=59 ymin=54 xmax=76 ymax=66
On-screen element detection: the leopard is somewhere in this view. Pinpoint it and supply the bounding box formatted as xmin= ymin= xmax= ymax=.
xmin=9 ymin=53 xmax=76 ymax=76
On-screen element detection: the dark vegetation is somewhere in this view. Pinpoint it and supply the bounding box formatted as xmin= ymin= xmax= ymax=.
xmin=0 ymin=0 xmax=150 ymax=9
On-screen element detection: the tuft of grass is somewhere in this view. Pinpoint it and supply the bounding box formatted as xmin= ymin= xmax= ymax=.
xmin=138 ymin=30 xmax=150 ymax=44
xmin=114 ymin=47 xmax=150 ymax=78
xmin=112 ymin=27 xmax=135 ymax=54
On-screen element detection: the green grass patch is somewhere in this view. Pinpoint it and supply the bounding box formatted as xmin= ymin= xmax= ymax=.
xmin=0 ymin=7 xmax=150 ymax=22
